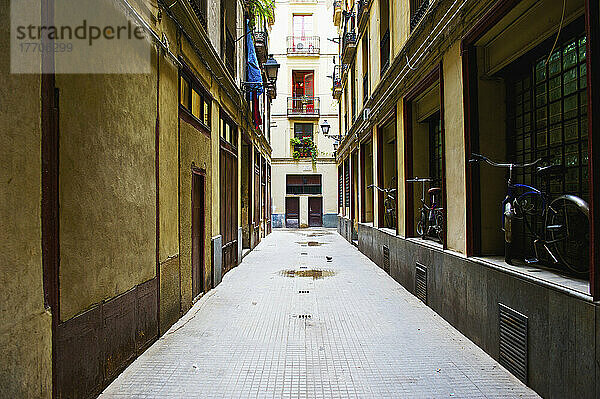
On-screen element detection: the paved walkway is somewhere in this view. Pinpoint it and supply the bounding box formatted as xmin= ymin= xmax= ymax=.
xmin=100 ymin=229 xmax=539 ymax=398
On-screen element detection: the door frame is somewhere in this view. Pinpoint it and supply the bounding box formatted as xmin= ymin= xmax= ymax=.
xmin=285 ymin=197 xmax=300 ymax=228
xmin=308 ymin=196 xmax=323 ymax=227
xmin=191 ymin=166 xmax=206 ymax=298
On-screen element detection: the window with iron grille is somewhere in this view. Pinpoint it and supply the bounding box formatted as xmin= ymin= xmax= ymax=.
xmin=351 ymin=63 xmax=357 ymax=122
xmin=507 ymin=32 xmax=588 ymax=259
xmin=344 ymin=158 xmax=350 ymax=207
xmin=286 ymin=175 xmax=322 ymax=195
xmin=225 ymin=29 xmax=235 ymax=76
xmin=338 ymin=166 xmax=343 ymax=208
xmin=362 ymin=28 xmax=369 ymax=105
xmin=380 ymin=29 xmax=390 ymax=75
xmin=428 ymin=113 xmax=442 ymax=188
xmin=410 ymin=0 xmax=429 ymax=30
xmin=190 ymin=0 xmax=207 ymax=27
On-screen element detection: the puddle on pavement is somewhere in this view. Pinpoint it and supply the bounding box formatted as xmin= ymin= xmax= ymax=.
xmin=296 ymin=241 xmax=326 ymax=246
xmin=306 ymin=231 xmax=332 ymax=237
xmin=280 ymin=269 xmax=336 ymax=279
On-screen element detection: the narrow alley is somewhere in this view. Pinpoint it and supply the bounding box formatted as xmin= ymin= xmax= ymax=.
xmin=99 ymin=229 xmax=538 ymax=398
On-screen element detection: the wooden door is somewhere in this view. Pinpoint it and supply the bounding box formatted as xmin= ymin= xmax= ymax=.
xmin=192 ymin=171 xmax=205 ymax=298
xmin=308 ymin=197 xmax=323 ymax=227
xmin=253 ymin=149 xmax=261 ymax=244
xmin=285 ymin=197 xmax=300 ymax=228
xmin=220 ymin=147 xmax=238 ymax=274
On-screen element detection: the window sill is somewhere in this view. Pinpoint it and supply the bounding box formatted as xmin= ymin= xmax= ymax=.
xmin=472 ymin=256 xmax=591 ymax=300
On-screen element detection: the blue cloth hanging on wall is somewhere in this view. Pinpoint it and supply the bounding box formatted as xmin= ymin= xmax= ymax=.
xmin=246 ymin=21 xmax=264 ymax=95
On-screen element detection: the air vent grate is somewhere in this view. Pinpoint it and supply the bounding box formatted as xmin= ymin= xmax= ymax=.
xmin=415 ymin=263 xmax=427 ymax=304
xmin=498 ymin=303 xmax=528 ymax=384
xmin=383 ymin=245 xmax=390 ymax=274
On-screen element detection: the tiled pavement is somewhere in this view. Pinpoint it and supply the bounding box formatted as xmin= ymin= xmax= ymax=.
xmin=99 ymin=229 xmax=540 ymax=399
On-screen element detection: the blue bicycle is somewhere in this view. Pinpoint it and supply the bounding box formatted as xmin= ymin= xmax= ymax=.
xmin=470 ymin=153 xmax=590 ymax=275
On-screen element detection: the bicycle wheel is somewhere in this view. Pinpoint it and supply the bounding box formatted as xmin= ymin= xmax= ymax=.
xmin=416 ymin=210 xmax=427 ymax=238
xmin=546 ymin=195 xmax=590 ymax=275
xmin=515 ymin=192 xmax=545 ymax=260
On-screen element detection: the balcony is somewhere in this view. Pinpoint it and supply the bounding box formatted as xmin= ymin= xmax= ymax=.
xmin=332 ymin=65 xmax=343 ymax=100
xmin=342 ymin=30 xmax=357 ymax=64
xmin=253 ymin=30 xmax=268 ymax=65
xmin=333 ymin=0 xmax=342 ymax=26
xmin=287 ymin=97 xmax=320 ymax=117
xmin=286 ymin=36 xmax=320 ymax=55
xmin=291 ymin=137 xmax=318 ymax=160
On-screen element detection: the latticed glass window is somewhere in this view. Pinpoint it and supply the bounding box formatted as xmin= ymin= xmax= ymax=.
xmin=428 ymin=113 xmax=442 ymax=189
xmin=507 ymin=33 xmax=588 ymax=258
xmin=338 ymin=166 xmax=344 ymax=209
xmin=344 ymin=159 xmax=351 ymax=208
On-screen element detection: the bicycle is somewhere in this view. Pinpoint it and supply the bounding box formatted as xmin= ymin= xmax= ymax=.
xmin=469 ymin=153 xmax=590 ymax=275
xmin=407 ymin=177 xmax=444 ymax=243
xmin=367 ymin=182 xmax=397 ymax=229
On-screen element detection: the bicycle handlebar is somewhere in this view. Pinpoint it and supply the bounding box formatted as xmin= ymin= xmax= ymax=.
xmin=406 ymin=177 xmax=433 ymax=183
xmin=469 ymin=153 xmax=544 ymax=169
xmin=367 ymin=184 xmax=397 ymax=194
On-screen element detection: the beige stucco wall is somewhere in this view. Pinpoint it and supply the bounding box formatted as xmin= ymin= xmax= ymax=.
xmin=179 ymin=121 xmax=213 ymax=307
xmin=271 ymin=160 xmax=338 ymax=217
xmin=442 ymin=41 xmax=467 ymax=254
xmin=396 ymin=101 xmax=406 ymax=236
xmin=57 ymin=62 xmax=157 ymax=320
xmin=158 ymin=17 xmax=182 ymax=332
xmin=0 ymin=4 xmax=52 ymax=396
xmin=269 ymin=0 xmax=339 ymax=226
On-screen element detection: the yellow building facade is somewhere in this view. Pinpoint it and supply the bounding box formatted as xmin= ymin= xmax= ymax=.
xmin=0 ymin=0 xmax=275 ymax=397
xmin=334 ymin=0 xmax=600 ymax=397
xmin=269 ymin=0 xmax=340 ymax=228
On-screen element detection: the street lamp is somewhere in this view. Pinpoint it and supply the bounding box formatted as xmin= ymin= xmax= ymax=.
xmin=264 ymin=54 xmax=280 ymax=83
xmin=320 ymin=120 xmax=331 ymax=135
xmin=321 ymin=119 xmax=344 ymax=157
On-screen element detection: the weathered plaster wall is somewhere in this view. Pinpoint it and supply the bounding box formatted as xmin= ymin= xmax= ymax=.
xmin=271 ymin=160 xmax=338 ymax=220
xmin=56 ymin=65 xmax=157 ymax=321
xmin=391 ymin=0 xmax=409 ymax=57
xmin=158 ymin=18 xmax=182 ymax=333
xmin=442 ymin=41 xmax=467 ymax=254
xmin=179 ymin=121 xmax=213 ymax=307
xmin=159 ymin=19 xmax=181 ymax=263
xmin=396 ymin=101 xmax=406 ymax=236
xmin=0 ymin=4 xmax=52 ymax=396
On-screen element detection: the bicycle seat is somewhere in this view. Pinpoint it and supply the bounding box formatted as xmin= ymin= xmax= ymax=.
xmin=428 ymin=187 xmax=441 ymax=194
xmin=536 ymin=164 xmax=565 ymax=178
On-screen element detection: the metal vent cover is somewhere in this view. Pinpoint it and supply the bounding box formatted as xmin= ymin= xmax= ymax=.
xmin=415 ymin=263 xmax=427 ymax=304
xmin=383 ymin=245 xmax=390 ymax=274
xmin=498 ymin=303 xmax=528 ymax=384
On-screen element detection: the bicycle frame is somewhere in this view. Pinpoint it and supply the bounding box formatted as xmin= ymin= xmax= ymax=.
xmin=503 ymin=183 xmax=547 ymax=236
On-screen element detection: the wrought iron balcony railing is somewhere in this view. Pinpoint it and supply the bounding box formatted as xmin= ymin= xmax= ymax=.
xmin=332 ymin=65 xmax=343 ymax=99
xmin=253 ymin=30 xmax=268 ymax=64
xmin=286 ymin=36 xmax=320 ymax=54
xmin=333 ymin=0 xmax=342 ymax=26
xmin=342 ymin=30 xmax=357 ymax=64
xmin=287 ymin=97 xmax=320 ymax=117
